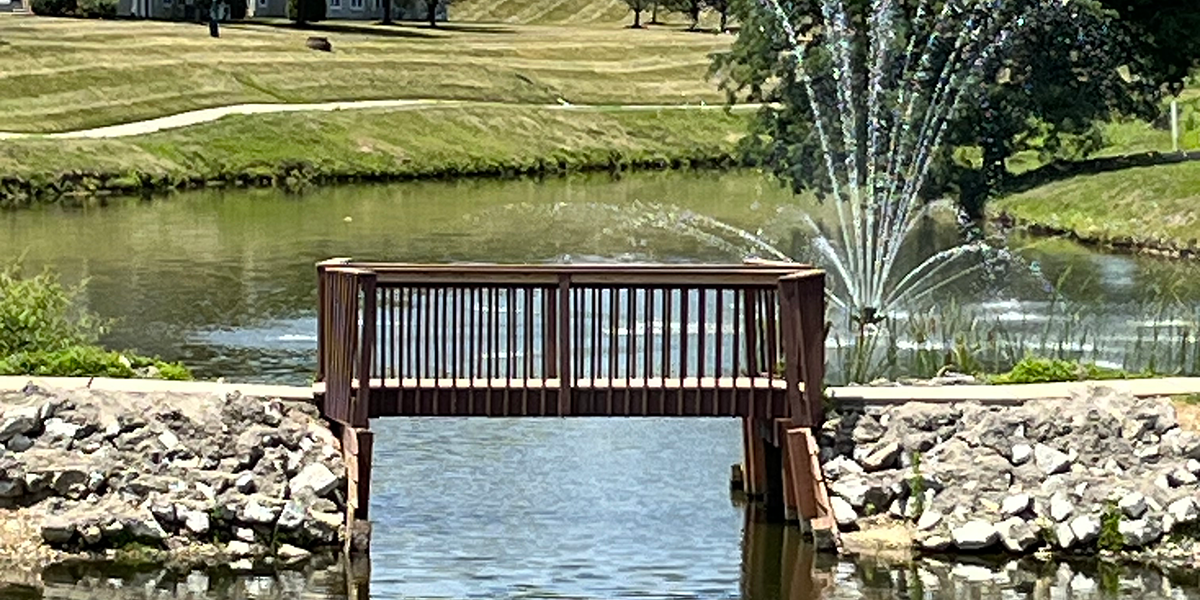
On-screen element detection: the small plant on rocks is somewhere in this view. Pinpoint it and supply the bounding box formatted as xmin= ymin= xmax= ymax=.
xmin=907 ymin=451 xmax=926 ymax=519
xmin=1099 ymin=501 xmax=1124 ymax=552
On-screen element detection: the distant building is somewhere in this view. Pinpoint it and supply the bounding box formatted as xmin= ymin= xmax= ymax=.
xmin=114 ymin=0 xmax=445 ymax=20
xmin=252 ymin=0 xmax=444 ymax=20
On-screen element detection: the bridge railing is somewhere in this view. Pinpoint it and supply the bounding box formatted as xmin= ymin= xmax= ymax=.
xmin=317 ymin=260 xmax=825 ymax=427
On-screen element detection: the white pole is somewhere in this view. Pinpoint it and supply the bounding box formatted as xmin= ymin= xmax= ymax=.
xmin=1171 ymin=99 xmax=1180 ymax=153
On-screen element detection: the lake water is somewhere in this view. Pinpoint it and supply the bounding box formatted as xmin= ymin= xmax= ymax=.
xmin=4 ymin=171 xmax=1200 ymax=598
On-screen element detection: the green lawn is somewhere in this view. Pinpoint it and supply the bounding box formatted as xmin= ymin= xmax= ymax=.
xmin=0 ymin=104 xmax=752 ymax=205
xmin=0 ymin=15 xmax=732 ymax=133
xmin=991 ymin=161 xmax=1200 ymax=249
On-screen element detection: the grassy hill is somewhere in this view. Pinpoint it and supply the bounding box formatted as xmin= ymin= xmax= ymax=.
xmin=0 ymin=15 xmax=732 ymax=133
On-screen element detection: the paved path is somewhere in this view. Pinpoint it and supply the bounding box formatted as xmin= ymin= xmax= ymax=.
xmin=0 ymin=100 xmax=761 ymax=140
xmin=4 ymin=376 xmax=1200 ymax=407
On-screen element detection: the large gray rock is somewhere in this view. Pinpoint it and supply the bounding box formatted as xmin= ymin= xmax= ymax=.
xmin=830 ymin=496 xmax=858 ymax=528
xmin=288 ymin=463 xmax=339 ymax=498
xmin=1048 ymin=492 xmax=1073 ymax=522
xmin=1010 ymin=443 xmax=1033 ymax=466
xmin=823 ymin=456 xmax=863 ymax=481
xmin=125 ymin=510 xmax=168 ymax=541
xmin=1069 ymin=514 xmax=1100 ymax=547
xmin=1034 ymin=444 xmax=1071 ymax=476
xmin=996 ymin=517 xmax=1038 ymax=552
xmin=950 ymin=520 xmax=999 ymax=551
xmin=1169 ymin=468 xmax=1199 ymax=487
xmin=40 ymin=516 xmax=75 ymax=544
xmin=1120 ymin=518 xmax=1163 ymax=548
xmin=918 ymin=533 xmax=952 ymax=551
xmin=860 ymin=441 xmax=902 ymax=472
xmin=916 ymin=509 xmax=943 ymax=531
xmin=1168 ymin=497 xmax=1199 ymax=526
xmin=42 ymin=418 xmax=82 ymax=441
xmin=0 ymin=407 xmax=40 ymax=442
xmin=178 ymin=507 xmax=210 ymax=536
xmin=1054 ymin=521 xmax=1077 ymax=550
xmin=1002 ymin=494 xmax=1032 ymax=517
xmin=238 ymin=496 xmax=280 ymax=526
xmin=1118 ymin=491 xmax=1148 ymax=519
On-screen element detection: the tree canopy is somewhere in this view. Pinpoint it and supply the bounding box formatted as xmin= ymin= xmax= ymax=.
xmin=712 ymin=0 xmax=1200 ymax=217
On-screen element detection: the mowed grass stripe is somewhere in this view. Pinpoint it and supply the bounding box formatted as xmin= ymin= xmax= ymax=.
xmin=0 ymin=16 xmax=731 ymax=133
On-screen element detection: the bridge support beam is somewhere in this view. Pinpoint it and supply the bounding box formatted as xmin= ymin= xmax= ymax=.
xmin=741 ymin=418 xmax=769 ymax=497
xmin=339 ymin=424 xmax=374 ymax=554
xmin=785 ymin=427 xmax=839 ymax=551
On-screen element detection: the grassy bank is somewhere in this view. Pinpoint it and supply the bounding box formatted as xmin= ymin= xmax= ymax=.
xmin=0 ymin=104 xmax=751 ymax=206
xmin=991 ymin=160 xmax=1200 ymax=253
xmin=0 ymin=16 xmax=730 ymax=133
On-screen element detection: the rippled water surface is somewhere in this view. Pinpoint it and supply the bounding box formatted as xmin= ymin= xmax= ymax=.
xmin=4 ymin=171 xmax=1200 ymax=598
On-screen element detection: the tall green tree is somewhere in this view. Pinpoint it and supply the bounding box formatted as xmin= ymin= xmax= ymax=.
xmin=712 ymin=0 xmax=1200 ymax=217
xmin=624 ymin=0 xmax=653 ymax=27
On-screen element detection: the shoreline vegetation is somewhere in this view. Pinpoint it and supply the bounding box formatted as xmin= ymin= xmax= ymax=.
xmin=0 ymin=106 xmax=750 ymax=207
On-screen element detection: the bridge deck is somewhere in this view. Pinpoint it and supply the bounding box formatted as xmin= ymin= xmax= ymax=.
xmin=316 ymin=377 xmax=797 ymax=417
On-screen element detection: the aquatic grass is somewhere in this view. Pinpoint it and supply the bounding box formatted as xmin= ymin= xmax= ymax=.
xmin=830 ymin=298 xmax=1200 ymax=384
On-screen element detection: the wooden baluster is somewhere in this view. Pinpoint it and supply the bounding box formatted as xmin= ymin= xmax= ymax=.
xmin=766 ymin=289 xmax=780 ymax=416
xmin=523 ymin=287 xmax=533 ymax=415
xmin=643 ymin=286 xmax=652 ymax=415
xmin=714 ymin=289 xmax=724 ymax=416
xmin=557 ymin=275 xmax=572 ymax=416
xmin=662 ymin=288 xmax=671 ymax=417
xmin=678 ymin=288 xmax=688 ymax=415
xmin=608 ymin=287 xmax=618 ymax=415
xmin=505 ymin=287 xmax=515 ymax=416
xmin=625 ymin=288 xmax=635 ymax=415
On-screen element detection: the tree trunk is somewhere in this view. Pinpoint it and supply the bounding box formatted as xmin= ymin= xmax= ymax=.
xmin=427 ymin=0 xmax=437 ymax=26
xmin=649 ymin=0 xmax=659 ymax=23
xmin=381 ymin=0 xmax=391 ymax=24
xmin=688 ymin=0 xmax=699 ymax=30
xmin=631 ymin=7 xmax=641 ymax=27
xmin=719 ymin=7 xmax=726 ymax=31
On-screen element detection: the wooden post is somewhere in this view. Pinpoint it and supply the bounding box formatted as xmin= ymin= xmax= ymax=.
xmin=354 ymin=271 xmax=377 ymax=429
xmin=777 ymin=419 xmax=798 ymax=521
xmin=316 ymin=258 xmax=352 ymax=385
xmin=355 ymin=428 xmax=373 ymax=520
xmin=786 ymin=427 xmax=839 ymax=551
xmin=742 ymin=418 xmax=768 ymax=497
xmin=778 ymin=271 xmax=825 ymax=428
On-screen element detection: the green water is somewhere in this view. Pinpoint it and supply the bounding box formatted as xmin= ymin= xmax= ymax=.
xmin=4 ymin=170 xmax=1200 ymax=599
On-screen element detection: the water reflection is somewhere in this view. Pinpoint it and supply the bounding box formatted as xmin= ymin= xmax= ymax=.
xmin=18 ymin=514 xmax=1200 ymax=599
xmin=2 ymin=171 xmax=1198 ymax=382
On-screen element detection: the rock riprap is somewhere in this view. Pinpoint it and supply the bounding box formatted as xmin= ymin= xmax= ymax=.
xmin=822 ymin=388 xmax=1200 ymax=555
xmin=0 ymin=384 xmax=347 ymax=567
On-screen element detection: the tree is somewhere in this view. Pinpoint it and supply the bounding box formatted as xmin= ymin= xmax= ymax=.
xmin=712 ymin=0 xmax=1200 ymax=217
xmin=381 ymin=0 xmax=392 ymax=24
xmin=624 ymin=0 xmax=653 ymax=27
xmin=703 ymin=0 xmax=729 ymax=31
xmin=424 ymin=0 xmax=448 ymax=26
xmin=287 ymin=0 xmax=324 ymax=25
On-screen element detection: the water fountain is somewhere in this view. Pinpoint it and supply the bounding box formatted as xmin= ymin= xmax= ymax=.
xmin=744 ymin=0 xmax=1042 ymax=328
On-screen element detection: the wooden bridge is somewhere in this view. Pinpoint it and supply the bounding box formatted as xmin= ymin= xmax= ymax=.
xmin=315 ymin=259 xmax=838 ymax=549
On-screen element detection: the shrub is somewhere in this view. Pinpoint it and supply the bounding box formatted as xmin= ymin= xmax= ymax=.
xmin=0 ymin=259 xmax=192 ymax=380
xmin=988 ymin=356 xmax=1151 ymax=384
xmin=0 ymin=260 xmax=105 ymax=355
xmin=76 ymin=0 xmax=117 ymax=18
xmin=0 ymin=346 xmax=192 ymax=380
xmin=29 ymin=0 xmax=76 ymax=15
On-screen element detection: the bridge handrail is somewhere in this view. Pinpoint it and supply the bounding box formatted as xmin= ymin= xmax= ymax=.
xmin=317 ymin=259 xmax=825 ymax=428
